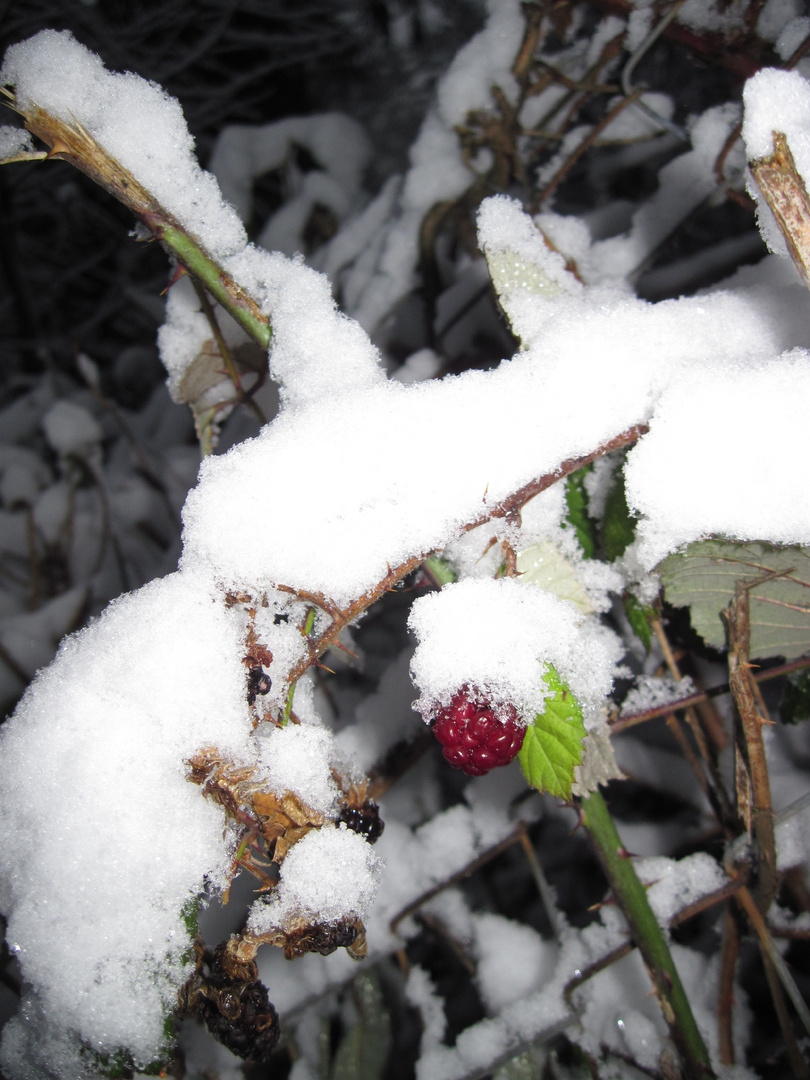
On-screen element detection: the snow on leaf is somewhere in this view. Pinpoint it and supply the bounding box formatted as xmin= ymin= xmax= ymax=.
xmin=515 ymin=542 xmax=594 ymax=614
xmin=517 ymin=664 xmax=585 ymax=801
xmin=658 ymin=538 xmax=810 ymax=659
xmin=486 ymin=248 xmax=563 ymax=303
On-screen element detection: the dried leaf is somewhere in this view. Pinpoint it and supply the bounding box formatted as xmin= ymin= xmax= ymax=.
xmin=178 ymin=339 xmax=266 ymax=455
xmin=571 ymin=720 xmax=624 ymax=797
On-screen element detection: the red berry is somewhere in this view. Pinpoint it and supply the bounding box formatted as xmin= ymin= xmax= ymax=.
xmin=430 ymin=688 xmax=525 ymax=776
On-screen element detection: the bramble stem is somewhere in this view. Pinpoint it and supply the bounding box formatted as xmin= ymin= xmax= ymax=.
xmin=579 ymin=789 xmax=715 ymax=1079
xmin=159 ymin=224 xmax=271 ymax=350
xmin=3 ymin=97 xmax=272 ymax=351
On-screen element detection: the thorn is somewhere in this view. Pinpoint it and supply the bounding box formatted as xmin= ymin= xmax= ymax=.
xmin=316 ymin=662 xmax=336 ymax=675
xmin=45 ymin=140 xmax=70 ymax=159
xmin=617 ymin=847 xmax=635 ymax=859
xmin=161 ymin=263 xmax=188 ymax=295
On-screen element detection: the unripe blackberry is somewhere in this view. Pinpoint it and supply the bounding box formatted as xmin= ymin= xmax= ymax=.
xmin=431 ymin=687 xmax=525 ymax=776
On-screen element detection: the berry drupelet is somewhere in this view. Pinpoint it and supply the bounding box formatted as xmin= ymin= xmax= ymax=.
xmin=431 ymin=687 xmax=525 ymax=776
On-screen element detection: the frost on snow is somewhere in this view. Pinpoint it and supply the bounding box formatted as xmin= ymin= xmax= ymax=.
xmin=4 ymin=18 xmax=810 ymax=1080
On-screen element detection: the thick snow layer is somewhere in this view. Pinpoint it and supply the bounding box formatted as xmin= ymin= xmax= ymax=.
xmin=743 ymin=68 xmax=810 ymax=164
xmin=408 ymin=578 xmax=623 ymax=728
xmin=625 ymin=351 xmax=810 ymax=567
xmin=257 ymin=723 xmax=339 ymax=816
xmin=0 ymin=571 xmax=253 ymax=1073
xmin=247 ymin=824 xmax=381 ymax=930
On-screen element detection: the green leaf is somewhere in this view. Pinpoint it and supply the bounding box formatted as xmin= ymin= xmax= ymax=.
xmin=624 ymin=592 xmax=655 ymax=653
xmin=658 ymin=539 xmax=810 ymax=660
xmin=518 ymin=665 xmax=586 ymax=800
xmin=564 ymin=465 xmax=596 ymax=559
xmin=601 ymin=461 xmax=636 ymax=561
xmin=330 ymin=973 xmax=391 ymax=1080
xmin=780 ymin=668 xmax=810 ymax=724
xmin=423 ymin=554 xmax=457 ymax=586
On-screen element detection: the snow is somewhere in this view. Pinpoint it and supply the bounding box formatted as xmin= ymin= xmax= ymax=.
xmin=743 ymin=67 xmax=810 ymax=167
xmin=41 ymin=401 xmax=103 ymax=457
xmin=0 ymin=571 xmax=254 ymax=1075
xmin=408 ymin=578 xmax=623 ymax=729
xmin=257 ymin=723 xmax=339 ymax=817
xmin=621 ymin=674 xmax=696 ymax=717
xmin=472 ymin=913 xmax=552 ymax=1012
xmin=435 ymin=0 xmax=523 ymax=127
xmin=634 ymin=853 xmax=729 ymax=927
xmin=0 ymin=126 xmax=34 ymax=159
xmin=625 ymin=351 xmax=810 ymax=568
xmin=210 ymin=115 xmax=371 ymax=226
xmin=5 ymin=19 xmax=810 ymax=1080
xmin=247 ymin=824 xmax=381 ymax=931
xmin=405 ymin=966 xmax=447 ymax=1052
xmin=743 ymin=68 xmax=810 ymax=259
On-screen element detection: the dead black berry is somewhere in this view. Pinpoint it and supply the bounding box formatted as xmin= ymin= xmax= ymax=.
xmin=338 ymin=800 xmax=384 ymax=843
xmin=247 ymin=666 xmax=272 ymax=705
xmin=195 ymin=946 xmax=280 ymax=1062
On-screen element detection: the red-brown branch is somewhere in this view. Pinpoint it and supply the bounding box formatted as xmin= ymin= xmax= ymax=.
xmin=285 ymin=423 xmax=648 ymax=684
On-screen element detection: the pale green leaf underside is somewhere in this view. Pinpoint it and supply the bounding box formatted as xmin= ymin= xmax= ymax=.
xmin=658 ymin=539 xmax=810 ymax=660
xmin=485 ymin=249 xmax=562 ymax=302
xmin=516 ymin=541 xmax=594 ymax=613
xmin=518 ymin=665 xmax=585 ymax=800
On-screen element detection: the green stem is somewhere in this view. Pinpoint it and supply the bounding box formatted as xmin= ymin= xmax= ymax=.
xmin=579 ymin=789 xmax=715 ymax=1079
xmin=283 ymin=607 xmax=317 ymax=725
xmin=158 ymin=223 xmax=271 ymax=351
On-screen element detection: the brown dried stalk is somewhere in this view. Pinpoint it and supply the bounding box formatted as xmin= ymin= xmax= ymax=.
xmin=717 ymin=907 xmax=740 ymax=1065
xmin=651 ymin=620 xmax=736 ymax=831
xmin=749 ymin=131 xmax=810 ymax=292
xmin=4 ymin=94 xmax=270 ymax=349
xmin=723 ymin=578 xmax=779 ymax=913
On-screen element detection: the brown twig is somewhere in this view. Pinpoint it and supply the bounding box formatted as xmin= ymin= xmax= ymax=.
xmin=389 ymin=828 xmax=525 ymax=933
xmin=651 ymin=619 xmax=735 ymax=828
xmin=724 ymin=578 xmax=779 ymax=913
xmin=611 ymin=656 xmax=810 ymax=734
xmin=534 ymin=88 xmax=644 ymax=207
xmin=749 ymin=131 xmax=810 ymax=293
xmin=735 ymin=884 xmax=810 ymax=1077
xmin=287 ymin=424 xmax=649 ymax=685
